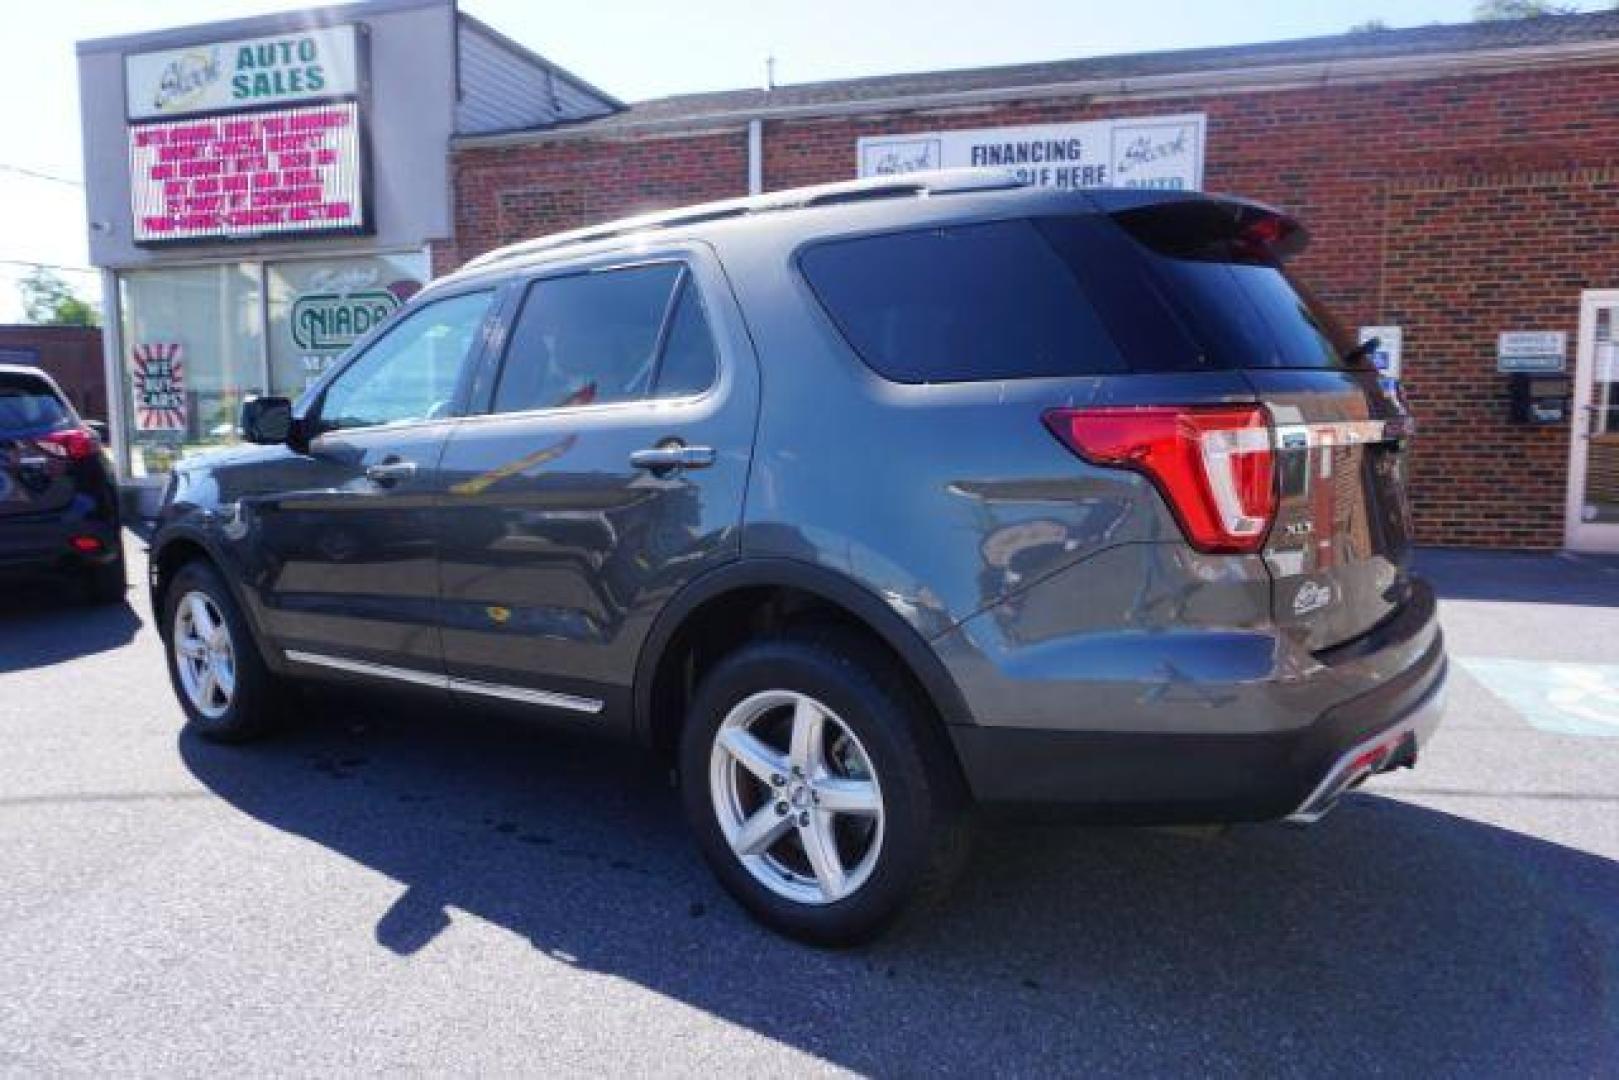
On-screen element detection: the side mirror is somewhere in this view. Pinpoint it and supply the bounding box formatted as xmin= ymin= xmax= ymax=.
xmin=84 ymin=419 xmax=109 ymax=442
xmin=240 ymin=395 xmax=295 ymax=445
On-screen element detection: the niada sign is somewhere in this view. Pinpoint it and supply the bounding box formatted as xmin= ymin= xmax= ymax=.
xmin=291 ymin=284 xmax=413 ymax=353
xmin=125 ymin=25 xmax=360 ymax=121
xmin=857 ymin=113 xmax=1205 ymax=191
xmin=288 ymin=272 xmax=420 ymax=356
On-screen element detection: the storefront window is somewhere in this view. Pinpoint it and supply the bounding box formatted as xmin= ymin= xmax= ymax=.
xmin=266 ymin=253 xmax=428 ymax=398
xmin=112 ymin=251 xmax=429 ymax=481
xmin=119 ymin=264 xmax=263 ymax=479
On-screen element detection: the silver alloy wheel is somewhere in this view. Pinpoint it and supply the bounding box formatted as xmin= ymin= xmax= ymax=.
xmin=709 ymin=689 xmax=885 ymax=906
xmin=172 ymin=590 xmax=236 ymax=721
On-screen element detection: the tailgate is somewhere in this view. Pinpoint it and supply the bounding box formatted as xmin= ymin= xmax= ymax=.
xmin=0 ymin=435 xmax=79 ymax=519
xmin=0 ymin=372 xmax=78 ymax=519
xmin=1100 ymin=193 xmax=1416 ymax=651
xmin=1250 ymin=368 xmax=1415 ymax=651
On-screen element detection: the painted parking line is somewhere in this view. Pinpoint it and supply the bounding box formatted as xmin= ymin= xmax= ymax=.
xmin=1458 ymin=658 xmax=1619 ymax=737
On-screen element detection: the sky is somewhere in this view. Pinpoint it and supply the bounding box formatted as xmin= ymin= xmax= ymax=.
xmin=1 ymin=0 xmax=1611 ymax=321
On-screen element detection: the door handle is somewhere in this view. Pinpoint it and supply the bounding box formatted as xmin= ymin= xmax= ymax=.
xmin=365 ymin=460 xmax=418 ymax=487
xmin=630 ymin=443 xmax=716 ymax=473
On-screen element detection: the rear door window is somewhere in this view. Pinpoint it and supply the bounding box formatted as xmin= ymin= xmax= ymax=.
xmin=493 ymin=264 xmax=683 ymax=413
xmin=0 ymin=372 xmax=71 ymax=434
xmin=799 ymin=219 xmax=1129 ymax=383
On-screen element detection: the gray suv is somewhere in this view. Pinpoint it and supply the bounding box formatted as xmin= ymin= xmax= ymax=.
xmin=151 ymin=170 xmax=1447 ymax=945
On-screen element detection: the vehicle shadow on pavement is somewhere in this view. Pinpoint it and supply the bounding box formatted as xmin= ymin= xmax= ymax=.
xmin=1418 ymin=547 xmax=1619 ymax=607
xmin=0 ymin=584 xmax=141 ymax=673
xmin=178 ymin=697 xmax=1619 ymax=1075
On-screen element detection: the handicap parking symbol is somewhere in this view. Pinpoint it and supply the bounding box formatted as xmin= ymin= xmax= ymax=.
xmin=1458 ymin=658 xmax=1619 ymax=737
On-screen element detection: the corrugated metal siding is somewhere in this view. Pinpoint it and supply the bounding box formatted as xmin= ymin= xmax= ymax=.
xmin=455 ymin=22 xmax=615 ymax=135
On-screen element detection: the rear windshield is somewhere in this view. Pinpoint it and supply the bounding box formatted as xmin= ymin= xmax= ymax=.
xmin=798 ymin=219 xmax=1128 ymax=383
xmin=798 ymin=209 xmax=1361 ymax=383
xmin=0 ymin=372 xmax=70 ymax=434
xmin=1108 ymin=202 xmax=1358 ymax=370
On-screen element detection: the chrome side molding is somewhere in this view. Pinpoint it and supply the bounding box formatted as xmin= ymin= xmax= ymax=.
xmin=283 ymin=649 xmax=603 ymax=715
xmin=448 ymin=676 xmax=603 ymax=714
xmin=283 ymin=650 xmax=445 ymax=690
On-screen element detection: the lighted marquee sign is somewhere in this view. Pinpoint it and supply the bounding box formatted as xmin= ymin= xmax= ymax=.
xmin=128 ymin=102 xmax=367 ymax=243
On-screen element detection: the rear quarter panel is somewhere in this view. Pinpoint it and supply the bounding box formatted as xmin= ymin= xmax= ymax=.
xmin=713 ymin=220 xmax=1261 ymax=643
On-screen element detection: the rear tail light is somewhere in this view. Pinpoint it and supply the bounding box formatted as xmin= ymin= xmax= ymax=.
xmin=1043 ymin=405 xmax=1277 ymax=554
xmin=35 ymin=428 xmax=99 ymax=461
xmin=69 ymin=535 xmax=104 ymax=554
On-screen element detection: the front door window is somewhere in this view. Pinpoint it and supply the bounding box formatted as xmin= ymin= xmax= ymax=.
xmin=316 ymin=290 xmax=495 ymax=433
xmin=266 ymin=253 xmax=429 ymax=398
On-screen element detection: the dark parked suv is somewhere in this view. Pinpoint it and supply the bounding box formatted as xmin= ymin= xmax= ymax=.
xmin=1 ymin=364 xmax=124 ymax=602
xmin=151 ymin=171 xmax=1447 ymax=944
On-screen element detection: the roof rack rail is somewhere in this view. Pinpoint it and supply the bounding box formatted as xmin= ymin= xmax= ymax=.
xmin=462 ymin=168 xmax=1026 ymax=272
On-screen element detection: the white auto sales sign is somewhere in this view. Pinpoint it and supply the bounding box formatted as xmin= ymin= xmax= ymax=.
xmin=124 ymin=26 xmax=361 ymax=121
xmin=857 ymin=113 xmax=1205 ymax=191
xmin=123 ymin=24 xmax=370 ymax=244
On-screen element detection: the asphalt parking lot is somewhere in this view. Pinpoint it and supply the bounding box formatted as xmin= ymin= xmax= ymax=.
xmin=1 ymin=537 xmax=1616 ymax=1076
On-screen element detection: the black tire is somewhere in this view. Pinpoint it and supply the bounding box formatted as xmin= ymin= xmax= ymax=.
xmin=84 ymin=555 xmax=127 ymax=605
xmin=160 ymin=559 xmax=282 ymax=743
xmin=679 ymin=629 xmax=971 ymax=946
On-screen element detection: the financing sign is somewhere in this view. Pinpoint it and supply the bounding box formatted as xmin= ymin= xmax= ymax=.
xmin=857 ymin=113 xmax=1205 ymax=191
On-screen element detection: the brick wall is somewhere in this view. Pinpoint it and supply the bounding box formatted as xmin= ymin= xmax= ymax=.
xmin=0 ymin=325 xmax=106 ymax=421
xmin=450 ymin=62 xmax=1619 ymax=548
xmin=450 ymin=131 xmax=746 ymax=272
xmin=1384 ymin=170 xmax=1619 ymax=547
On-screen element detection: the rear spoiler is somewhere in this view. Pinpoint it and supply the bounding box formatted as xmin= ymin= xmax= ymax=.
xmin=1083 ymin=190 xmax=1309 ymax=262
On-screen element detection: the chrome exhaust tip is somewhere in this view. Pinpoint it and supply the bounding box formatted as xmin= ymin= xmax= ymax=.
xmin=1286 ymin=733 xmax=1413 ymax=825
xmin=1285 ymin=669 xmax=1447 ymax=826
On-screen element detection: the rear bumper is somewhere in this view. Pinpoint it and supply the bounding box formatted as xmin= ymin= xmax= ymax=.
xmin=0 ymin=513 xmax=122 ymax=573
xmin=1284 ymin=665 xmax=1446 ymax=824
xmin=945 ymin=623 xmax=1448 ymax=825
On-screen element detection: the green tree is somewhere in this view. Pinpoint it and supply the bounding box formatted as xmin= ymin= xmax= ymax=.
xmin=1473 ymin=0 xmax=1580 ymax=19
xmin=17 ymin=267 xmax=99 ymax=327
xmin=1348 ymin=18 xmax=1390 ymax=32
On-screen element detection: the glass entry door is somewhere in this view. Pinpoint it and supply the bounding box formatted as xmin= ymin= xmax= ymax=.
xmin=1568 ymin=291 xmax=1619 ymax=552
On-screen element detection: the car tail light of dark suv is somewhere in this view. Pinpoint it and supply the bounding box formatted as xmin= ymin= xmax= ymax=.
xmin=1044 ymin=405 xmax=1277 ymax=554
xmin=33 ymin=427 xmax=101 ymax=461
